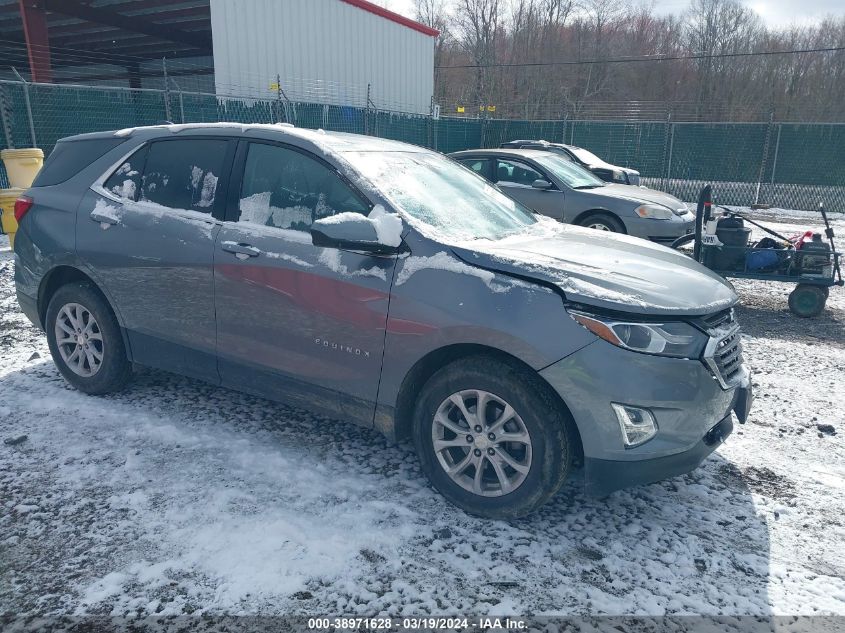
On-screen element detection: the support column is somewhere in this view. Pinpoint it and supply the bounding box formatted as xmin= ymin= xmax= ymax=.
xmin=18 ymin=0 xmax=52 ymax=83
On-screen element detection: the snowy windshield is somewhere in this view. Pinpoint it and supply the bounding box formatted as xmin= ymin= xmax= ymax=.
xmin=534 ymin=154 xmax=605 ymax=189
xmin=346 ymin=151 xmax=537 ymax=240
xmin=568 ymin=146 xmax=604 ymax=165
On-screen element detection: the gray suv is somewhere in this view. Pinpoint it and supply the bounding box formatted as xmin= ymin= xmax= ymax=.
xmin=451 ymin=148 xmax=693 ymax=243
xmin=13 ymin=124 xmax=751 ymax=518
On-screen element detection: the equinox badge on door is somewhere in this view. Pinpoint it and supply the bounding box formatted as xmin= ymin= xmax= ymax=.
xmin=314 ymin=338 xmax=371 ymax=358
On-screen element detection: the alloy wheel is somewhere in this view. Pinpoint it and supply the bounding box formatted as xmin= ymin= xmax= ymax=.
xmin=431 ymin=389 xmax=532 ymax=497
xmin=54 ymin=302 xmax=104 ymax=377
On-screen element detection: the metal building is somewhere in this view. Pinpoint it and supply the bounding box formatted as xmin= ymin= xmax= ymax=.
xmin=0 ymin=0 xmax=436 ymax=112
xmin=210 ymin=0 xmax=437 ymax=115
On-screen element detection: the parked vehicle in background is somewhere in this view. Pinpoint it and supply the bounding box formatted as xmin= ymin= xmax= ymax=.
xmin=501 ymin=139 xmax=641 ymax=185
xmin=450 ymin=148 xmax=693 ymax=243
xmin=14 ymin=124 xmax=749 ymax=518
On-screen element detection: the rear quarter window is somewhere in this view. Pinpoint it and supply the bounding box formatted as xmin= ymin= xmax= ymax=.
xmin=32 ymin=137 xmax=128 ymax=187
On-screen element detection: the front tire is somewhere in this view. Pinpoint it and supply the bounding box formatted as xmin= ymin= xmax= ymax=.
xmin=577 ymin=212 xmax=624 ymax=233
xmin=45 ymin=282 xmax=132 ymax=394
xmin=412 ymin=356 xmax=573 ymax=519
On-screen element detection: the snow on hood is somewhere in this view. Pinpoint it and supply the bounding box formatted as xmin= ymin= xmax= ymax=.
xmin=449 ymin=220 xmax=736 ymax=315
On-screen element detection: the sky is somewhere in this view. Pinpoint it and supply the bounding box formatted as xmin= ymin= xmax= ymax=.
xmin=375 ymin=0 xmax=843 ymax=29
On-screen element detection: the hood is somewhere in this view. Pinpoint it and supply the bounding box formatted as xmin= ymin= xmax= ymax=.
xmin=591 ymin=183 xmax=687 ymax=212
xmin=449 ymin=222 xmax=736 ymax=315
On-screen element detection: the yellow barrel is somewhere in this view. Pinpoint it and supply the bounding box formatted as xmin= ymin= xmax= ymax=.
xmin=1 ymin=148 xmax=44 ymax=189
xmin=0 ymin=187 xmax=24 ymax=249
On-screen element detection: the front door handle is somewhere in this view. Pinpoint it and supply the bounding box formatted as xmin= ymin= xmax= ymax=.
xmin=221 ymin=241 xmax=261 ymax=258
xmin=90 ymin=209 xmax=119 ymax=225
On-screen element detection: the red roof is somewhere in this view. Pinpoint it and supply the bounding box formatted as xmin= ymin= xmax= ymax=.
xmin=340 ymin=0 xmax=439 ymax=37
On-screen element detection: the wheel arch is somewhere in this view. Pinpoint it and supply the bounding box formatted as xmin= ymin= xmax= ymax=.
xmin=390 ymin=343 xmax=583 ymax=464
xmin=572 ymin=208 xmax=627 ymax=233
xmin=38 ymin=265 xmax=133 ymax=359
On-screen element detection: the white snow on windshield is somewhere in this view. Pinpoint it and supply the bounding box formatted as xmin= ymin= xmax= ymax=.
xmin=346 ymin=152 xmax=536 ymax=242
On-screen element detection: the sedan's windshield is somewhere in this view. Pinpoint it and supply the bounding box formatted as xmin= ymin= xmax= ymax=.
xmin=533 ymin=153 xmax=605 ymax=189
xmin=346 ymin=151 xmax=537 ymax=241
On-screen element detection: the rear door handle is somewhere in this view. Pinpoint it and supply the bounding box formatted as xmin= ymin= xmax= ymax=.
xmin=90 ymin=210 xmax=118 ymax=225
xmin=221 ymin=241 xmax=261 ymax=258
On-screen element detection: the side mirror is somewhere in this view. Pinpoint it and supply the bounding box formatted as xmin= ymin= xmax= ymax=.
xmin=311 ymin=211 xmax=401 ymax=254
xmin=532 ymin=179 xmax=554 ymax=190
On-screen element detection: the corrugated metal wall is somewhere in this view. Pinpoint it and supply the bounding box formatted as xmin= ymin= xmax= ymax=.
xmin=210 ymin=0 xmax=435 ymax=114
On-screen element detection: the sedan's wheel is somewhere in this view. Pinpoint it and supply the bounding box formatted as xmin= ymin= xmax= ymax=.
xmin=46 ymin=282 xmax=132 ymax=394
xmin=432 ymin=389 xmax=532 ymax=497
xmin=577 ymin=212 xmax=624 ymax=233
xmin=413 ymin=355 xmax=574 ymax=518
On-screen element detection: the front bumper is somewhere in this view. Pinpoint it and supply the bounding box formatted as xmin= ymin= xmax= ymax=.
xmin=584 ymin=415 xmax=733 ymax=496
xmin=540 ymin=338 xmax=751 ymax=494
xmin=624 ymin=214 xmax=695 ymax=243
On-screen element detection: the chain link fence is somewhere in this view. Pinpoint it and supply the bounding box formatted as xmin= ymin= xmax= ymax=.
xmin=1 ymin=79 xmax=843 ymax=215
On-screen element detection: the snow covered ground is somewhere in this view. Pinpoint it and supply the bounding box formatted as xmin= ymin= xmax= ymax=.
xmin=1 ymin=212 xmax=844 ymax=621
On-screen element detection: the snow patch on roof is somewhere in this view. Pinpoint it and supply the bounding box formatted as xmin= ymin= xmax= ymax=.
xmin=114 ymin=122 xmax=296 ymax=138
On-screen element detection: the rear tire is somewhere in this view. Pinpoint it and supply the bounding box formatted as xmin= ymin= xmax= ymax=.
xmin=412 ymin=355 xmax=573 ymax=519
xmin=577 ymin=212 xmax=624 ymax=233
xmin=788 ymin=284 xmax=827 ymax=318
xmin=45 ymin=282 xmax=132 ymax=394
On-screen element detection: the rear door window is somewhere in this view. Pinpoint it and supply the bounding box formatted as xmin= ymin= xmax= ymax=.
xmin=139 ymin=139 xmax=229 ymax=213
xmin=237 ymin=142 xmax=369 ymax=231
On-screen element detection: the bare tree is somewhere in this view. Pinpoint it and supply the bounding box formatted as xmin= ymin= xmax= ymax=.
xmin=453 ymin=0 xmax=503 ymax=108
xmin=430 ymin=0 xmax=844 ymax=122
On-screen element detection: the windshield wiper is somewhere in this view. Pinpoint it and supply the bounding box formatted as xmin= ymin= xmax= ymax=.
xmin=573 ymin=184 xmax=603 ymax=189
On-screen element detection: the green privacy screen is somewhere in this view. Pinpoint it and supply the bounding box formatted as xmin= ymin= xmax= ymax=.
xmin=0 ymin=80 xmax=842 ymax=213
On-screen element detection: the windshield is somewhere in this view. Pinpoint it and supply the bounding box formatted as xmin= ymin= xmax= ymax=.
xmin=346 ymin=151 xmax=537 ymax=240
xmin=568 ymin=146 xmax=604 ymax=165
xmin=533 ymin=153 xmax=605 ymax=189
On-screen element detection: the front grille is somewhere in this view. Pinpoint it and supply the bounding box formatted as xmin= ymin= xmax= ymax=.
xmin=714 ymin=331 xmax=743 ymax=385
xmin=701 ymin=308 xmax=745 ymax=388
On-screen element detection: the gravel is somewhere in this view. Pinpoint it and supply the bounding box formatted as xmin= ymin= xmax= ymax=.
xmin=1 ymin=212 xmax=844 ymax=619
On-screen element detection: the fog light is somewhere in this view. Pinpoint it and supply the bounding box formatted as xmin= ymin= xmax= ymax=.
xmin=611 ymin=403 xmax=657 ymax=447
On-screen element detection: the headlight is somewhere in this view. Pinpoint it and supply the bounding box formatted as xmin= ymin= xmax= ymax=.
xmin=570 ymin=311 xmax=707 ymax=359
xmin=634 ymin=204 xmax=673 ymax=220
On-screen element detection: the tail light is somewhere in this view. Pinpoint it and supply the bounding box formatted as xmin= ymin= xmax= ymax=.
xmin=14 ymin=195 xmax=33 ymax=223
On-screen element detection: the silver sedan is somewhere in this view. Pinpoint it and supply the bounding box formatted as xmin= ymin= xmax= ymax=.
xmin=450 ymin=148 xmax=694 ymax=244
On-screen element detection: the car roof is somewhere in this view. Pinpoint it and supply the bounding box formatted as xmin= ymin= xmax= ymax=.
xmin=505 ymin=140 xmax=590 ymax=153
xmin=62 ymin=123 xmax=431 ymax=156
xmin=449 ymin=148 xmax=553 ymax=160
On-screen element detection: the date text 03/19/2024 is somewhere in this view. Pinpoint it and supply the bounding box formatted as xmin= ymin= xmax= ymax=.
xmin=307 ymin=617 xmax=527 ymax=630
